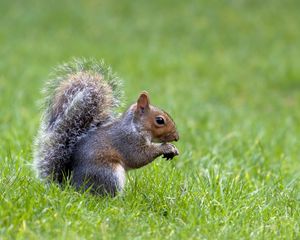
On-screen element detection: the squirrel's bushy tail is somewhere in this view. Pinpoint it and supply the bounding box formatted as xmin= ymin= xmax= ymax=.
xmin=33 ymin=58 xmax=123 ymax=182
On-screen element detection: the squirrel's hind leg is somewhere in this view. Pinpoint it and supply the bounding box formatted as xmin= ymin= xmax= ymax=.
xmin=72 ymin=163 xmax=125 ymax=196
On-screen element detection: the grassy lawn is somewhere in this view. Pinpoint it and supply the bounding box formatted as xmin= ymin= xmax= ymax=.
xmin=1 ymin=0 xmax=299 ymax=239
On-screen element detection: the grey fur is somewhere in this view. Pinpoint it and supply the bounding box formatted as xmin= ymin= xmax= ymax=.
xmin=71 ymin=107 xmax=178 ymax=195
xmin=33 ymin=58 xmax=178 ymax=196
xmin=72 ymin=164 xmax=122 ymax=196
xmin=33 ymin=58 xmax=123 ymax=183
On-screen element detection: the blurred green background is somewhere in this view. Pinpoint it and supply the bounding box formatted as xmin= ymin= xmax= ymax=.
xmin=0 ymin=0 xmax=299 ymax=239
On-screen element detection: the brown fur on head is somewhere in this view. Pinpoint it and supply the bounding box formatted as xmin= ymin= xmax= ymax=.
xmin=133 ymin=91 xmax=179 ymax=143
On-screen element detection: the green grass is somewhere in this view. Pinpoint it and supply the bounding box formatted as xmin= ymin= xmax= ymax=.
xmin=1 ymin=0 xmax=300 ymax=239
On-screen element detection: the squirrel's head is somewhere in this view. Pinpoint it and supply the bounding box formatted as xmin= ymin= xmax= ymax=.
xmin=132 ymin=91 xmax=179 ymax=143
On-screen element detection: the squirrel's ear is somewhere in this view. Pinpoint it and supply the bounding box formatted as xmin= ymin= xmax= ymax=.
xmin=137 ymin=91 xmax=150 ymax=113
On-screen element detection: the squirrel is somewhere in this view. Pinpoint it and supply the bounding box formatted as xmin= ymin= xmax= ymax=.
xmin=33 ymin=58 xmax=179 ymax=196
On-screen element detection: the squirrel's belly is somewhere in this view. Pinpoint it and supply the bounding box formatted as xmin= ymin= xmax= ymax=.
xmin=114 ymin=164 xmax=126 ymax=190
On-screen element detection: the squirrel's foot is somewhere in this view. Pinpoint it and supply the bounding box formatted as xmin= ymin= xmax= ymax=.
xmin=162 ymin=143 xmax=179 ymax=160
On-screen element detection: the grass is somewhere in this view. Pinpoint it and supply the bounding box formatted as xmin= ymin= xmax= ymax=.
xmin=0 ymin=0 xmax=300 ymax=239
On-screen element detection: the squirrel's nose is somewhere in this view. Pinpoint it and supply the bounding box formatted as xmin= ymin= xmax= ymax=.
xmin=174 ymin=132 xmax=179 ymax=142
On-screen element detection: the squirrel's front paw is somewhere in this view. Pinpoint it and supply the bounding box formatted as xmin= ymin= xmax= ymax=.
xmin=162 ymin=143 xmax=179 ymax=160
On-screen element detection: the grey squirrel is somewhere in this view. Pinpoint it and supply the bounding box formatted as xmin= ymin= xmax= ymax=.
xmin=33 ymin=58 xmax=179 ymax=196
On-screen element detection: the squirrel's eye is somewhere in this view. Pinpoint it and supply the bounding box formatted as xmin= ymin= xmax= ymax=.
xmin=155 ymin=116 xmax=165 ymax=125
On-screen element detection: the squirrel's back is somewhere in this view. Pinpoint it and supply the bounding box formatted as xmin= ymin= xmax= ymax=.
xmin=33 ymin=58 xmax=123 ymax=182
